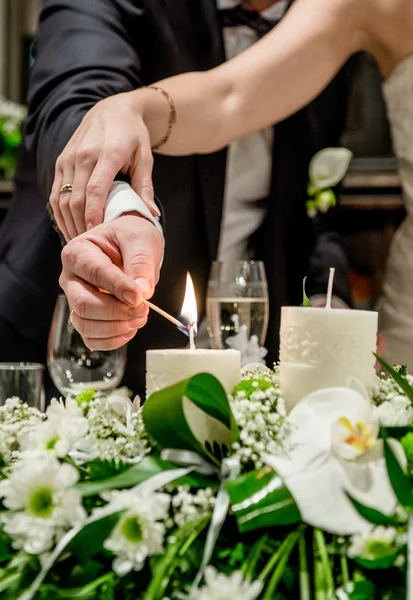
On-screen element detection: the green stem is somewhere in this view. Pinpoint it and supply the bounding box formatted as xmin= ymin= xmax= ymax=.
xmin=299 ymin=532 xmax=311 ymax=600
xmin=241 ymin=534 xmax=269 ymax=581
xmin=340 ymin=551 xmax=350 ymax=587
xmin=262 ymin=529 xmax=301 ymax=600
xmin=314 ymin=529 xmax=335 ymax=594
xmin=258 ymin=527 xmax=302 ymax=582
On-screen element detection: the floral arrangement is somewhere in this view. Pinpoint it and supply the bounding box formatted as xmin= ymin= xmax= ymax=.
xmin=0 ymin=359 xmax=413 ymax=599
xmin=0 ymin=96 xmax=26 ymax=179
xmin=306 ymin=147 xmax=353 ymax=218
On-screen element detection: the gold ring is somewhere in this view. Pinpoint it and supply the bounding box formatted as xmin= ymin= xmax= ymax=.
xmin=60 ymin=183 xmax=73 ymax=194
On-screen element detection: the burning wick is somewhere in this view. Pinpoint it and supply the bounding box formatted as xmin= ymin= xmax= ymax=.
xmin=189 ymin=322 xmax=196 ymax=351
xmin=326 ymin=267 xmax=335 ymax=309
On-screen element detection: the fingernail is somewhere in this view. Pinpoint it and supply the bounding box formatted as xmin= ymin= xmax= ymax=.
xmin=87 ymin=222 xmax=94 ymax=231
xmin=149 ymin=201 xmax=161 ymax=217
xmin=123 ymin=291 xmax=136 ymax=305
xmin=135 ymin=278 xmax=151 ymax=294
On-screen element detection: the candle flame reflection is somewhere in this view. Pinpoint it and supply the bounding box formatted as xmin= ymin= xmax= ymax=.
xmin=179 ymin=273 xmax=198 ymax=336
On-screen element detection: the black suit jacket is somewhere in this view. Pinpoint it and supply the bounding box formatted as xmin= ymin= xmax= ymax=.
xmin=0 ymin=0 xmax=351 ymax=396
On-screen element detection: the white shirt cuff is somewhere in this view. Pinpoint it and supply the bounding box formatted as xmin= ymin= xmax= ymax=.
xmin=104 ymin=181 xmax=164 ymax=239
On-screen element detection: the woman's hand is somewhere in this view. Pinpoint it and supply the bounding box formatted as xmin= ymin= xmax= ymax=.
xmin=49 ymin=91 xmax=160 ymax=241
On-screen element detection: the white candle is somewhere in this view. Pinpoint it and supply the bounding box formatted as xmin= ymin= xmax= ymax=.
xmin=146 ymin=348 xmax=241 ymax=397
xmin=146 ymin=272 xmax=241 ymax=397
xmin=279 ymin=306 xmax=378 ymax=412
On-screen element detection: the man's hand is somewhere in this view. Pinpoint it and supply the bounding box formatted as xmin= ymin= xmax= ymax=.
xmin=59 ymin=214 xmax=164 ymax=350
xmin=49 ymin=91 xmax=159 ymax=241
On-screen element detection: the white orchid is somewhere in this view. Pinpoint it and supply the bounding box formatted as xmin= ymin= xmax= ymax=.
xmin=309 ymin=147 xmax=353 ymax=191
xmin=306 ymin=147 xmax=353 ymax=218
xmin=0 ymin=453 xmax=85 ymax=554
xmin=191 ymin=567 xmax=263 ymax=600
xmin=108 ymin=393 xmax=141 ymax=427
xmin=20 ymin=397 xmax=88 ymax=459
xmin=265 ymin=384 xmax=405 ymax=535
xmin=94 ymin=487 xmax=170 ymax=576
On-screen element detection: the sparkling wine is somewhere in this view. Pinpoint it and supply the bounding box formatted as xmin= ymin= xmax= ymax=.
xmin=207 ymin=297 xmax=269 ymax=350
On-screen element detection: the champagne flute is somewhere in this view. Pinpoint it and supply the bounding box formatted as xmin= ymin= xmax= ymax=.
xmin=47 ymin=295 xmax=127 ymax=397
xmin=206 ymin=260 xmax=269 ymax=352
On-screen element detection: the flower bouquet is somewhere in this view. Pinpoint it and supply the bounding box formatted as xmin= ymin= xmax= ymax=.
xmin=0 ymin=96 xmax=26 ymax=179
xmin=0 ymin=358 xmax=412 ymax=599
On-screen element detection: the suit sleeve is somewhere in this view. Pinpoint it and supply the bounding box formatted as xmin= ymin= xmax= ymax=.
xmin=25 ymin=0 xmax=143 ymax=200
xmin=306 ymin=61 xmax=354 ymax=306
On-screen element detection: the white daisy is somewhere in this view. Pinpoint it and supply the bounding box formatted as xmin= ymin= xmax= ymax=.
xmin=95 ymin=488 xmax=170 ymax=576
xmin=0 ymin=453 xmax=85 ymax=554
xmin=348 ymin=526 xmax=407 ymax=561
xmin=191 ymin=567 xmax=263 ymax=600
xmin=20 ymin=397 xmax=89 ymax=459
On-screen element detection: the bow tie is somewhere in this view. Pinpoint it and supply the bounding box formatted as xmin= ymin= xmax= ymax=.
xmin=219 ymin=4 xmax=279 ymax=37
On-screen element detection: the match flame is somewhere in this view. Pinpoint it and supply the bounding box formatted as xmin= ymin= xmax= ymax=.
xmin=180 ymin=273 xmax=198 ymax=335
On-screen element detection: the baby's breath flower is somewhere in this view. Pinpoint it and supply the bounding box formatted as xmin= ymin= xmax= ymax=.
xmin=230 ymin=371 xmax=291 ymax=471
xmin=0 ymin=398 xmax=44 ymax=465
xmin=82 ymin=396 xmax=150 ymax=464
xmin=169 ymin=485 xmax=215 ymax=528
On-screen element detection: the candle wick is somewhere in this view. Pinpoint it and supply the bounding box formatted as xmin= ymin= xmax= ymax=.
xmin=326 ymin=267 xmax=335 ymax=309
xmin=189 ymin=323 xmax=196 ymax=351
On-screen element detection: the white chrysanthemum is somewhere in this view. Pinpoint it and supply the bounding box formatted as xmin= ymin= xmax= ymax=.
xmin=0 ymin=453 xmax=85 ymax=554
xmin=0 ymin=397 xmax=44 ymax=465
xmin=348 ymin=526 xmax=407 ymax=561
xmin=191 ymin=567 xmax=263 ymax=600
xmin=95 ymin=488 xmax=170 ymax=576
xmin=374 ymin=395 xmax=413 ymax=427
xmin=20 ymin=397 xmax=89 ymax=458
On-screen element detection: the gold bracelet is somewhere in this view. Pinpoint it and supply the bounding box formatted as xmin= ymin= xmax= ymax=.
xmin=144 ymin=86 xmax=177 ymax=151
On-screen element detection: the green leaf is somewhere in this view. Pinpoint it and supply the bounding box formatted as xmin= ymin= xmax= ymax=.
xmin=68 ymin=512 xmax=122 ymax=561
xmin=384 ymin=439 xmax=412 ymax=507
xmin=375 ymin=354 xmax=413 ymax=405
xmin=75 ymin=456 xmax=214 ymax=497
xmin=227 ymin=468 xmax=301 ymax=533
xmin=302 ymin=277 xmax=312 ymax=307
xmin=353 ymin=552 xmax=401 ymax=570
xmin=143 ymin=373 xmax=239 ymax=464
xmin=380 ymin=426 xmax=413 ymax=440
xmin=75 ymin=389 xmax=95 ymax=406
xmin=347 ymin=495 xmax=400 ymax=526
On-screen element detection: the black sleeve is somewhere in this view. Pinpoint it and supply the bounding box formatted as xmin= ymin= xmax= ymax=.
xmin=25 ymin=0 xmax=144 ymax=200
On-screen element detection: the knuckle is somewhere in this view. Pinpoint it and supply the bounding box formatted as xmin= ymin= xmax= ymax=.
xmin=70 ymin=196 xmax=85 ymax=213
xmin=58 ymin=273 xmax=66 ymax=291
xmin=73 ymin=293 xmax=89 ymax=318
xmin=75 ymin=145 xmax=96 ymax=163
xmin=86 ymin=180 xmax=104 ymax=198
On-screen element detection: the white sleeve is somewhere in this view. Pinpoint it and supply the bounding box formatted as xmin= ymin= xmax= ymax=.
xmin=104 ymin=181 xmax=164 ymax=239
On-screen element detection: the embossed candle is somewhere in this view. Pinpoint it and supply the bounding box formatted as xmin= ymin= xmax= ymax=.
xmin=279 ymin=306 xmax=378 ymax=412
xmin=146 ymin=273 xmax=241 ymax=398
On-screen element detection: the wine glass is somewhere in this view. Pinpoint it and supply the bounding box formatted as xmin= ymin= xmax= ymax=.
xmin=206 ymin=261 xmax=269 ymax=353
xmin=0 ymin=363 xmax=45 ymax=410
xmin=47 ymin=295 xmax=127 ymax=397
